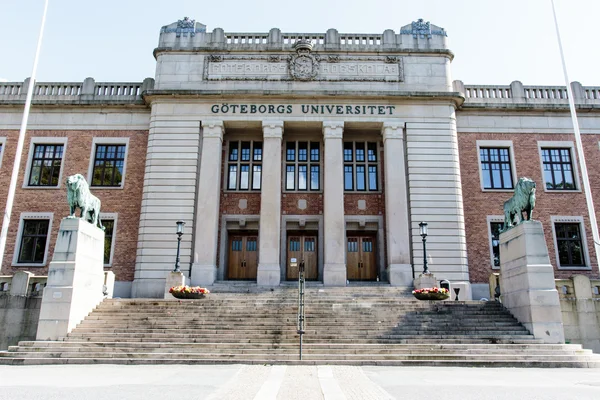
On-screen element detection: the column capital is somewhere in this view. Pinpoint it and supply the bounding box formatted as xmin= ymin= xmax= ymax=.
xmin=262 ymin=120 xmax=284 ymax=138
xmin=323 ymin=121 xmax=344 ymax=139
xmin=201 ymin=120 xmax=224 ymax=139
xmin=381 ymin=121 xmax=404 ymax=141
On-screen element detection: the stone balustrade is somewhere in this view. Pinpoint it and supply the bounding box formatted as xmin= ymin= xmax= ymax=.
xmin=0 ymin=77 xmax=154 ymax=105
xmin=0 ymin=272 xmax=47 ymax=297
xmin=158 ymin=25 xmax=448 ymax=52
xmin=455 ymin=80 xmax=600 ymax=107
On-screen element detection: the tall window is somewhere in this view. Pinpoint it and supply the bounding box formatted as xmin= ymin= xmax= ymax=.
xmin=227 ymin=141 xmax=262 ymax=190
xmin=541 ymin=148 xmax=575 ymax=190
xmin=480 ymin=147 xmax=513 ymax=189
xmin=103 ymin=219 xmax=115 ymax=265
xmin=555 ymin=223 xmax=585 ymax=267
xmin=343 ymin=142 xmax=378 ymax=191
xmin=285 ymin=141 xmax=321 ymax=191
xmin=489 ymin=221 xmax=503 ymax=268
xmin=18 ymin=219 xmax=50 ymax=264
xmin=28 ymin=144 xmax=64 ymax=186
xmin=92 ymin=144 xmax=126 ymax=187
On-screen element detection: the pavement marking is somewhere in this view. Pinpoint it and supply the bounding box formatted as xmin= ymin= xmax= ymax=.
xmin=254 ymin=365 xmax=287 ymax=400
xmin=318 ymin=366 xmax=347 ymax=400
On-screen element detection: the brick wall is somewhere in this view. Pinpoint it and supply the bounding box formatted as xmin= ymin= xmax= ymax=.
xmin=459 ymin=132 xmax=600 ymax=283
xmin=0 ymin=129 xmax=147 ymax=282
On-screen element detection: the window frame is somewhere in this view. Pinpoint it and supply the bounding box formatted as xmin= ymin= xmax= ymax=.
xmin=12 ymin=212 xmax=54 ymax=267
xmin=550 ymin=216 xmax=591 ymax=270
xmin=87 ymin=137 xmax=130 ymax=190
xmin=225 ymin=140 xmax=263 ymax=192
xmin=537 ymin=141 xmax=581 ymax=193
xmin=100 ymin=212 xmax=118 ymax=267
xmin=283 ymin=140 xmax=323 ymax=193
xmin=486 ymin=215 xmax=504 ymax=270
xmin=0 ymin=137 xmax=6 ymax=169
xmin=476 ymin=140 xmax=517 ymax=192
xmin=23 ymin=137 xmax=68 ymax=189
xmin=343 ymin=141 xmax=381 ymax=193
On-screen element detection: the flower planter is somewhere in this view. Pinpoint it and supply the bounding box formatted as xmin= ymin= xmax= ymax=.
xmin=413 ymin=292 xmax=449 ymax=301
xmin=412 ymin=287 xmax=449 ymax=301
xmin=171 ymin=292 xmax=206 ymax=300
xmin=169 ymin=285 xmax=210 ymax=299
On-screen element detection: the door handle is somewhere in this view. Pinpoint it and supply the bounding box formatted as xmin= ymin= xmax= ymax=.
xmin=242 ymin=260 xmax=246 ymax=267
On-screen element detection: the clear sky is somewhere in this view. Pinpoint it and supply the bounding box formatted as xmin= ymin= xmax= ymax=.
xmin=1 ymin=0 xmax=598 ymax=86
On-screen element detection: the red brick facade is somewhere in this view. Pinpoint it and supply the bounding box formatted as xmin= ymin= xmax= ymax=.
xmin=0 ymin=129 xmax=147 ymax=281
xmin=459 ymin=132 xmax=600 ymax=283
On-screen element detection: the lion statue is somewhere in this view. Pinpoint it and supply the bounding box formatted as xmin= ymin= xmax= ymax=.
xmin=66 ymin=174 xmax=104 ymax=230
xmin=502 ymin=177 xmax=536 ymax=231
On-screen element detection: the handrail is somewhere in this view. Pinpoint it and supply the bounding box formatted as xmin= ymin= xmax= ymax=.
xmin=297 ymin=260 xmax=306 ymax=360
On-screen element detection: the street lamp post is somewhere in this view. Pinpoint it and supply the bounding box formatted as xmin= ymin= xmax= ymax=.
xmin=419 ymin=221 xmax=429 ymax=275
xmin=173 ymin=220 xmax=185 ymax=273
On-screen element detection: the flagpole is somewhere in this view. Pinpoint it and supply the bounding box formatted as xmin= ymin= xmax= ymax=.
xmin=551 ymin=0 xmax=600 ymax=270
xmin=0 ymin=0 xmax=49 ymax=268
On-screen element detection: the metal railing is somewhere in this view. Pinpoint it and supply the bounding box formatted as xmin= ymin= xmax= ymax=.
xmin=297 ymin=260 xmax=306 ymax=360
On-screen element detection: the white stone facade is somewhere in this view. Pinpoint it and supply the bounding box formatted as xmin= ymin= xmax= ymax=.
xmin=1 ymin=18 xmax=599 ymax=299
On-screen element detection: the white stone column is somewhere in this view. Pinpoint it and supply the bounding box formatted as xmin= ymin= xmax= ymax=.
xmin=191 ymin=120 xmax=224 ymax=286
xmin=323 ymin=121 xmax=347 ymax=286
xmin=257 ymin=121 xmax=283 ymax=286
xmin=382 ymin=122 xmax=413 ymax=286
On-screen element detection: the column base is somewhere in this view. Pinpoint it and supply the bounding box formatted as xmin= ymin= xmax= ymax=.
xmin=413 ymin=273 xmax=437 ymax=290
xmin=388 ymin=264 xmax=413 ymax=286
xmin=323 ymin=263 xmax=347 ymax=286
xmin=191 ymin=264 xmax=216 ymax=286
xmin=257 ymin=263 xmax=281 ymax=286
xmin=164 ymin=271 xmax=186 ymax=299
xmin=449 ymin=281 xmax=472 ymax=301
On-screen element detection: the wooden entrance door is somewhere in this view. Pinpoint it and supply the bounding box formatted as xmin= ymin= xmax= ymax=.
xmin=346 ymin=235 xmax=377 ymax=281
xmin=287 ymin=234 xmax=318 ymax=280
xmin=227 ymin=234 xmax=258 ymax=280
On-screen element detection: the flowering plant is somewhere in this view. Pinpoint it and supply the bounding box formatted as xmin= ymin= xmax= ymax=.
xmin=169 ymin=285 xmax=210 ymax=299
xmin=412 ymin=287 xmax=449 ymax=295
xmin=412 ymin=287 xmax=449 ymax=300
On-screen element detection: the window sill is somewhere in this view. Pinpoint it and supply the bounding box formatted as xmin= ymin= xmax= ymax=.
xmin=481 ymin=189 xmax=514 ymax=193
xmin=22 ymin=185 xmax=61 ymax=190
xmin=12 ymin=263 xmax=46 ymax=268
xmin=557 ymin=265 xmax=591 ymax=271
xmin=344 ymin=191 xmax=382 ymax=194
xmin=544 ymin=189 xmax=582 ymax=193
xmin=91 ymin=185 xmax=125 ymax=190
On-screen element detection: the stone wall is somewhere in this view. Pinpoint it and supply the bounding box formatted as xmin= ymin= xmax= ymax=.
xmin=0 ymin=293 xmax=41 ymax=350
xmin=556 ymin=275 xmax=600 ymax=353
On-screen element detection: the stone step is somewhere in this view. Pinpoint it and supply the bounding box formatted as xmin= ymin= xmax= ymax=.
xmin=68 ymin=328 xmax=530 ymax=336
xmin=3 ymin=351 xmax=598 ymax=363
xmin=2 ymin=357 xmax=598 ymax=368
xmin=7 ymin=345 xmax=591 ymax=356
xmin=16 ymin=341 xmax=573 ymax=350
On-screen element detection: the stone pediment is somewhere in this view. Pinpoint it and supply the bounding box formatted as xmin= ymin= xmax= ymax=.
xmin=400 ymin=19 xmax=447 ymax=38
xmin=160 ymin=17 xmax=206 ymax=37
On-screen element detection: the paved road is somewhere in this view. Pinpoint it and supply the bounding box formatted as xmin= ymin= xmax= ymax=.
xmin=0 ymin=365 xmax=599 ymax=399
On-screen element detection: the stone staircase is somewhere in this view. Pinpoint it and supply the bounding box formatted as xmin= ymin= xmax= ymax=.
xmin=1 ymin=285 xmax=599 ymax=367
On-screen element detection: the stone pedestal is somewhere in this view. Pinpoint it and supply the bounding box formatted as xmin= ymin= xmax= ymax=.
xmin=499 ymin=221 xmax=565 ymax=344
xmin=413 ymin=273 xmax=437 ymax=289
xmin=37 ymin=218 xmax=105 ymax=340
xmin=164 ymin=271 xmax=186 ymax=299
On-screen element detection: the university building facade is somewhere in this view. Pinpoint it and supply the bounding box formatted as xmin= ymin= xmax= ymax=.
xmin=0 ymin=18 xmax=599 ymax=299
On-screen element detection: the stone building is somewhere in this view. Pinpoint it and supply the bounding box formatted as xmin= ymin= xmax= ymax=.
xmin=0 ymin=18 xmax=598 ymax=299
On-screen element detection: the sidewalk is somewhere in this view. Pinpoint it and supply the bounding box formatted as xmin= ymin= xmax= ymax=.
xmin=0 ymin=365 xmax=599 ymax=399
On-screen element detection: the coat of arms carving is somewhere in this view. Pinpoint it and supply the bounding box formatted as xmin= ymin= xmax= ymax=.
xmin=289 ymin=39 xmax=319 ymax=81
